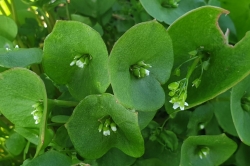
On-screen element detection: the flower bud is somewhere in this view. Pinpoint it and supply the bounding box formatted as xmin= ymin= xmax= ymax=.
xmin=168 ymin=82 xmax=179 ymax=91
xmin=202 ymin=60 xmax=210 ymax=70
xmin=192 ymin=78 xmax=201 ymax=88
xmin=140 ymin=68 xmax=146 ymax=77
xmin=188 ymin=50 xmax=198 ymax=57
xmin=110 ymin=122 xmax=117 ymax=132
xmin=169 ymin=91 xmax=175 ymax=97
xmin=133 ymin=68 xmax=140 ymax=78
xmin=103 ymin=126 xmax=110 ymax=136
xmin=98 ymin=123 xmax=103 ymax=132
xmin=104 ymin=119 xmax=111 ymax=127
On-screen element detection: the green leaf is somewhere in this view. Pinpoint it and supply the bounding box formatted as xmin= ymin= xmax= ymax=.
xmin=0 ymin=48 xmax=43 ymax=68
xmin=70 ymin=0 xmax=115 ymax=18
xmin=0 ymin=36 xmax=13 ymax=49
xmin=66 ymin=94 xmax=144 ymax=159
xmin=220 ymin=0 xmax=250 ymax=40
xmin=25 ymin=150 xmax=71 ymax=166
xmin=0 ymin=68 xmax=47 ymax=128
xmin=210 ymin=90 xmax=238 ymax=136
xmin=43 ymin=21 xmax=110 ymax=100
xmin=96 ymin=148 xmax=136 ymax=166
xmin=165 ymin=6 xmax=250 ymax=112
xmin=15 ymin=127 xmax=39 ymax=145
xmin=231 ymin=74 xmax=250 ymax=145
xmin=187 ymin=104 xmax=214 ymax=136
xmin=5 ymin=132 xmax=26 ymax=156
xmin=133 ymin=158 xmax=165 ymax=166
xmin=235 ymin=143 xmax=250 ymax=166
xmin=140 ymin=0 xmax=205 ymax=24
xmin=180 ymin=134 xmax=237 ymax=166
xmin=109 ymin=20 xmax=173 ymax=112
xmin=53 ymin=126 xmax=73 ymax=148
xmin=0 ymin=15 xmax=18 ymax=41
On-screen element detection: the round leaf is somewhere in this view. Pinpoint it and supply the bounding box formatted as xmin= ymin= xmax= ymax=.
xmin=5 ymin=132 xmax=26 ymax=156
xmin=165 ymin=6 xmax=250 ymax=112
xmin=43 ymin=21 xmax=110 ymax=100
xmin=180 ymin=134 xmax=237 ymax=166
xmin=66 ymin=94 xmax=144 ymax=159
xmin=0 ymin=15 xmax=18 ymax=41
xmin=0 ymin=68 xmax=47 ymax=128
xmin=109 ymin=20 xmax=173 ymax=112
xmin=0 ymin=48 xmax=43 ymax=68
xmin=140 ymin=0 xmax=205 ymax=24
xmin=231 ymin=74 xmax=250 ymax=145
xmin=25 ymin=150 xmax=71 ymax=166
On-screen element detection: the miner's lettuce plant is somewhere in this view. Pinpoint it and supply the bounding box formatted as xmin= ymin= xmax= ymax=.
xmin=0 ymin=0 xmax=250 ymax=165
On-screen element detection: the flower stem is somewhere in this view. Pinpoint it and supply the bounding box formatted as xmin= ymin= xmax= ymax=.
xmin=47 ymin=99 xmax=79 ymax=107
xmin=186 ymin=55 xmax=202 ymax=79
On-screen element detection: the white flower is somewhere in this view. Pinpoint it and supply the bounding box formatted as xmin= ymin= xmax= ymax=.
xmin=103 ymin=129 xmax=110 ymax=136
xmin=70 ymin=60 xmax=76 ymax=66
xmin=111 ymin=126 xmax=117 ymax=132
xmin=145 ymin=69 xmax=150 ymax=76
xmin=171 ymin=101 xmax=188 ymax=110
xmin=76 ymin=60 xmax=85 ymax=68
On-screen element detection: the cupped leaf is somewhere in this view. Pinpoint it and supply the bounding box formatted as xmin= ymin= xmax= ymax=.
xmin=0 ymin=68 xmax=47 ymax=128
xmin=96 ymin=148 xmax=136 ymax=166
xmin=180 ymin=134 xmax=237 ymax=166
xmin=187 ymin=104 xmax=213 ymax=136
xmin=5 ymin=132 xmax=26 ymax=156
xmin=70 ymin=0 xmax=115 ymax=18
xmin=25 ymin=150 xmax=71 ymax=166
xmin=109 ymin=20 xmax=173 ymax=112
xmin=0 ymin=15 xmax=18 ymax=41
xmin=15 ymin=127 xmax=39 ymax=145
xmin=210 ymin=90 xmax=238 ymax=136
xmin=235 ymin=143 xmax=250 ymax=166
xmin=165 ymin=6 xmax=250 ymax=112
xmin=140 ymin=0 xmax=205 ymax=25
xmin=220 ymin=0 xmax=250 ymax=40
xmin=0 ymin=48 xmax=43 ymax=68
xmin=66 ymin=94 xmax=144 ymax=159
xmin=231 ymin=74 xmax=250 ymax=145
xmin=43 ymin=21 xmax=110 ymax=100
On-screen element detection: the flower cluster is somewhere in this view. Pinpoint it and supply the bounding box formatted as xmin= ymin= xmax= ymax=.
xmin=198 ymin=146 xmax=210 ymax=159
xmin=98 ymin=118 xmax=117 ymax=136
xmin=162 ymin=0 xmax=180 ymax=8
xmin=130 ymin=60 xmax=151 ymax=78
xmin=70 ymin=54 xmax=92 ymax=68
xmin=31 ymin=101 xmax=43 ymax=124
xmin=168 ymin=79 xmax=189 ymax=110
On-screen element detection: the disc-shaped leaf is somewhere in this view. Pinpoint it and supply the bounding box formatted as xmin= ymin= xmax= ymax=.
xmin=25 ymin=150 xmax=71 ymax=166
xmin=109 ymin=20 xmax=173 ymax=112
xmin=66 ymin=94 xmax=144 ymax=159
xmin=180 ymin=134 xmax=237 ymax=166
xmin=43 ymin=21 xmax=110 ymax=100
xmin=0 ymin=48 xmax=43 ymax=68
xmin=0 ymin=15 xmax=18 ymax=41
xmin=5 ymin=132 xmax=26 ymax=156
xmin=0 ymin=68 xmax=47 ymax=128
xmin=231 ymin=75 xmax=250 ymax=145
xmin=165 ymin=6 xmax=250 ymax=112
xmin=140 ymin=0 xmax=205 ymax=25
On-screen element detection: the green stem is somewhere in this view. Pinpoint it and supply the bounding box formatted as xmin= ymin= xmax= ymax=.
xmin=3 ymin=0 xmax=11 ymax=13
xmin=176 ymin=56 xmax=199 ymax=70
xmin=161 ymin=110 xmax=182 ymax=131
xmin=48 ymin=99 xmax=79 ymax=107
xmin=65 ymin=1 xmax=71 ymax=20
xmin=186 ymin=55 xmax=202 ymax=79
xmin=10 ymin=0 xmax=17 ymax=22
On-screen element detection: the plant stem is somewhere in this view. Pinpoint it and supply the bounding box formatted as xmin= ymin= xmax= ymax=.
xmin=47 ymin=99 xmax=79 ymax=107
xmin=0 ymin=5 xmax=7 ymax=16
xmin=186 ymin=55 xmax=202 ymax=79
xmin=161 ymin=110 xmax=182 ymax=131
xmin=65 ymin=1 xmax=71 ymax=20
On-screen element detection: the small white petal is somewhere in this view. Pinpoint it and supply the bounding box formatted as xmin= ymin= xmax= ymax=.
xmin=180 ymin=105 xmax=185 ymax=110
xmin=111 ymin=126 xmax=117 ymax=132
xmin=76 ymin=60 xmax=84 ymax=68
xmin=184 ymin=102 xmax=189 ymax=106
xmin=70 ymin=60 xmax=76 ymax=66
xmin=145 ymin=69 xmax=150 ymax=76
xmin=173 ymin=102 xmax=180 ymax=109
xmin=15 ymin=45 xmax=19 ymax=48
xmin=103 ymin=130 xmax=110 ymax=136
